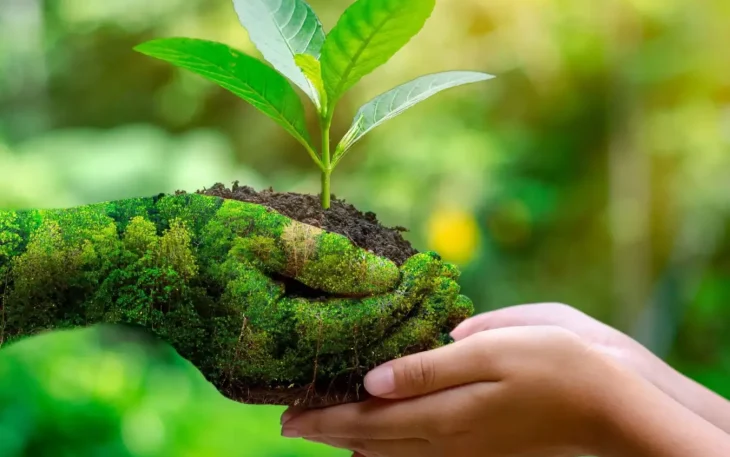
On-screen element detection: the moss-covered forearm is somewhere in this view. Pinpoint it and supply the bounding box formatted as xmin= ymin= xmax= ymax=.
xmin=0 ymin=193 xmax=473 ymax=406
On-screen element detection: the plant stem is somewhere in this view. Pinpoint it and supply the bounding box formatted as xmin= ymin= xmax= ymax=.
xmin=321 ymin=169 xmax=331 ymax=209
xmin=320 ymin=116 xmax=332 ymax=210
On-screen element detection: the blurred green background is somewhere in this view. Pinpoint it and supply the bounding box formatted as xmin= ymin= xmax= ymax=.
xmin=1 ymin=0 xmax=729 ymax=455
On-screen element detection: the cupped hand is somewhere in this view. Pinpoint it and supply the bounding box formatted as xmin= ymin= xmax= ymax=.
xmin=280 ymin=325 xmax=631 ymax=457
xmin=449 ymin=302 xmax=730 ymax=434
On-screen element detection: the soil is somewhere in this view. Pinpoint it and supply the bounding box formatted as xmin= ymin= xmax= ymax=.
xmin=196 ymin=182 xmax=418 ymax=265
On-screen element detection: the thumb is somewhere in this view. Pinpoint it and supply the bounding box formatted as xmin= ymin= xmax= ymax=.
xmin=363 ymin=336 xmax=493 ymax=399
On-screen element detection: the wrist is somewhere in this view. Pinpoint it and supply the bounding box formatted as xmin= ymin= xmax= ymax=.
xmin=581 ymin=357 xmax=641 ymax=456
xmin=606 ymin=333 xmax=730 ymax=435
xmin=590 ymin=360 xmax=730 ymax=457
xmin=644 ymin=354 xmax=730 ymax=434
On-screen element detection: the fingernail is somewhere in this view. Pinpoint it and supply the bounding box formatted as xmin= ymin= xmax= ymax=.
xmin=364 ymin=365 xmax=395 ymax=396
xmin=281 ymin=427 xmax=301 ymax=438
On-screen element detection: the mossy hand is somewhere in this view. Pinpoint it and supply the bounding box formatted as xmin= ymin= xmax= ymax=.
xmin=0 ymin=193 xmax=473 ymax=406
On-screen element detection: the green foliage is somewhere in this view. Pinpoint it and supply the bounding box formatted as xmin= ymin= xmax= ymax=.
xmin=0 ymin=211 xmax=22 ymax=279
xmin=133 ymin=38 xmax=318 ymax=164
xmin=106 ymin=198 xmax=158 ymax=234
xmin=294 ymin=53 xmax=327 ymax=109
xmin=319 ymin=0 xmax=435 ymax=112
xmin=7 ymin=220 xmax=88 ymax=334
xmin=232 ymin=0 xmax=326 ymax=106
xmin=154 ymin=193 xmax=223 ymax=237
xmin=123 ymin=216 xmax=159 ymax=256
xmin=334 ymin=71 xmax=496 ymax=160
xmin=134 ymin=0 xmax=494 ymax=209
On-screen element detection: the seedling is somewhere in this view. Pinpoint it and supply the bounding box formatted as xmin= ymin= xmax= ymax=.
xmin=134 ymin=0 xmax=494 ymax=209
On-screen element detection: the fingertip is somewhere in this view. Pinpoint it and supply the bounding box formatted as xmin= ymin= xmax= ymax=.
xmin=450 ymin=319 xmax=474 ymax=341
xmin=363 ymin=364 xmax=396 ymax=397
xmin=280 ymin=406 xmax=306 ymax=425
xmin=449 ymin=329 xmax=465 ymax=341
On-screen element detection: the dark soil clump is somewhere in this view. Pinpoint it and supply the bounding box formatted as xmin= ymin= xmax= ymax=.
xmin=196 ymin=182 xmax=418 ymax=265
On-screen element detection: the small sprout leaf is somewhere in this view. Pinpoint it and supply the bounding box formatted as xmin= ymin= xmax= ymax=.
xmin=134 ymin=38 xmax=316 ymax=157
xmin=233 ymin=0 xmax=325 ymax=102
xmin=335 ymin=71 xmax=494 ymax=159
xmin=320 ymin=0 xmax=436 ymax=112
xmin=294 ymin=53 xmax=327 ymax=112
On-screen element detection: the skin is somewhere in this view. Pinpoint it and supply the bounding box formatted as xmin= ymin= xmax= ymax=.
xmin=0 ymin=193 xmax=473 ymax=406
xmin=450 ymin=303 xmax=730 ymax=434
xmin=281 ymin=305 xmax=730 ymax=456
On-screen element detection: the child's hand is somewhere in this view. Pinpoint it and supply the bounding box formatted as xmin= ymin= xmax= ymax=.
xmin=451 ymin=303 xmax=730 ymax=433
xmin=280 ymin=325 xmax=629 ymax=457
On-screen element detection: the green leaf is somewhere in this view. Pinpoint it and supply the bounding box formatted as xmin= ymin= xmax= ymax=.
xmin=134 ymin=38 xmax=316 ymax=158
xmin=320 ymin=0 xmax=436 ymax=112
xmin=334 ymin=71 xmax=494 ymax=159
xmin=233 ymin=0 xmax=326 ymax=102
xmin=294 ymin=53 xmax=326 ymax=111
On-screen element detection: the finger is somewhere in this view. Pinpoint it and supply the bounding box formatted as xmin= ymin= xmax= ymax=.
xmin=230 ymin=205 xmax=400 ymax=295
xmin=371 ymin=275 xmax=473 ymax=362
xmin=280 ymin=406 xmax=307 ymax=425
xmin=450 ymin=303 xmax=576 ymax=340
xmin=364 ymin=333 xmax=498 ymax=399
xmin=306 ymin=436 xmax=427 ymax=457
xmin=282 ymin=399 xmax=425 ymax=439
xmin=278 ymin=255 xmax=445 ymax=355
xmin=282 ymin=383 xmax=486 ymax=439
xmin=286 ymin=227 xmax=400 ymax=296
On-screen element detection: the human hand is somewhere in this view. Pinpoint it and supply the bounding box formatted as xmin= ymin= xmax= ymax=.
xmin=0 ymin=193 xmax=473 ymax=407
xmin=451 ymin=303 xmax=661 ymax=386
xmin=450 ymin=303 xmax=730 ymax=433
xmin=280 ymin=325 xmax=630 ymax=457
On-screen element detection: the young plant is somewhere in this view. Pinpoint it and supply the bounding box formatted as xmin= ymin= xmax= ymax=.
xmin=134 ymin=0 xmax=494 ymax=209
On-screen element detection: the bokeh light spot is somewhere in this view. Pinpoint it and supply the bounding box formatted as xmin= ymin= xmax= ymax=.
xmin=93 ymin=354 xmax=128 ymax=401
xmin=122 ymin=407 xmax=166 ymax=456
xmin=427 ymin=208 xmax=479 ymax=265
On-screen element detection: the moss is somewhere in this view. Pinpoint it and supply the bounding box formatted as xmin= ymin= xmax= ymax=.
xmin=296 ymin=231 xmax=399 ymax=295
xmin=123 ymin=216 xmax=158 ymax=255
xmin=0 ymin=194 xmax=474 ymax=406
xmin=0 ymin=211 xmax=22 ymax=283
xmin=5 ymin=220 xmax=90 ymax=334
xmin=154 ymin=193 xmax=223 ymax=236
